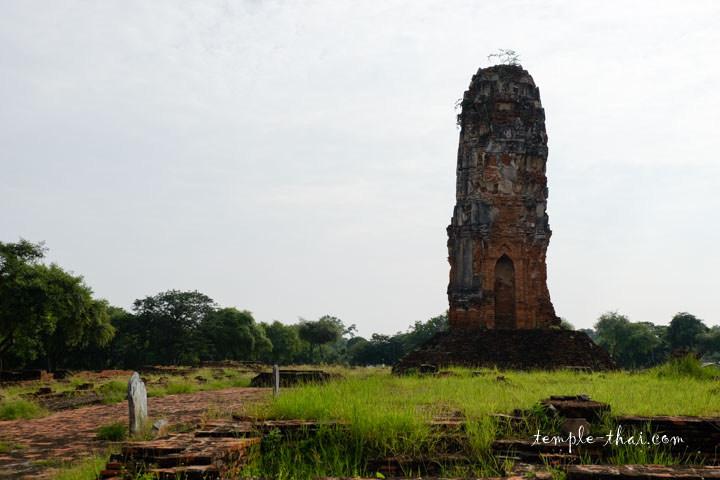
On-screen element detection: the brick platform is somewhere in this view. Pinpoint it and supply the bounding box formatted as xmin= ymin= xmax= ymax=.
xmin=392 ymin=329 xmax=616 ymax=373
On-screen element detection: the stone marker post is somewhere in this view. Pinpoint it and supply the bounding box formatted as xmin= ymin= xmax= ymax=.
xmin=128 ymin=372 xmax=148 ymax=434
xmin=273 ymin=364 xmax=280 ymax=396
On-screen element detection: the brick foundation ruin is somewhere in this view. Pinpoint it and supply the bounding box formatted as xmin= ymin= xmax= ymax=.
xmin=391 ymin=329 xmax=615 ymax=373
xmin=101 ymin=398 xmax=720 ymax=478
xmin=394 ymin=64 xmax=615 ymax=372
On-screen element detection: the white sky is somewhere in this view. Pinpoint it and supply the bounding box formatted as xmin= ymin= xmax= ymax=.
xmin=1 ymin=0 xmax=718 ymax=338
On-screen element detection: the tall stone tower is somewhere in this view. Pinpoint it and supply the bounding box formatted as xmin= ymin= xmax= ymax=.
xmin=447 ymin=64 xmax=560 ymax=329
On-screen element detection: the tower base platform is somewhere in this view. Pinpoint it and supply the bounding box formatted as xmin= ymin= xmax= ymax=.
xmin=392 ymin=329 xmax=616 ymax=374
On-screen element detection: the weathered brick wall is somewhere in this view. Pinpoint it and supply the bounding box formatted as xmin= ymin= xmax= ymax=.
xmin=448 ymin=64 xmax=559 ymax=329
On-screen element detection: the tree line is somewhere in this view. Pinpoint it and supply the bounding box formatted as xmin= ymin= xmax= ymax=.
xmin=1 ymin=239 xmax=717 ymax=371
xmin=579 ymin=311 xmax=720 ymax=369
xmin=0 ymin=240 xmax=448 ymax=371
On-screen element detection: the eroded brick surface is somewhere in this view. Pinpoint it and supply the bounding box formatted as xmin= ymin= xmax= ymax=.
xmin=0 ymin=387 xmax=269 ymax=479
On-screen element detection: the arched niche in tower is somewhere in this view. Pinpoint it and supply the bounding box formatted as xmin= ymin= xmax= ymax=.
xmin=494 ymin=254 xmax=516 ymax=329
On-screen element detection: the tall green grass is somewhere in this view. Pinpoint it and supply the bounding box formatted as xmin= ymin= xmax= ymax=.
xmin=0 ymin=440 xmax=25 ymax=453
xmin=50 ymin=453 xmax=109 ymax=480
xmin=95 ymin=422 xmax=127 ymax=441
xmin=0 ymin=399 xmax=48 ymax=420
xmin=98 ymin=380 xmax=127 ymax=403
xmin=252 ymin=368 xmax=720 ymax=421
xmin=241 ymin=366 xmax=720 ymax=478
xmin=164 ymin=379 xmax=197 ymax=395
xmin=653 ymin=355 xmax=720 ymax=380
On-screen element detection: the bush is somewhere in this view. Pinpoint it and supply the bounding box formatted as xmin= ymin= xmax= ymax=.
xmin=654 ymin=355 xmax=719 ymax=380
xmin=231 ymin=377 xmax=251 ymax=388
xmin=99 ymin=380 xmax=127 ymax=403
xmin=0 ymin=441 xmax=24 ymax=453
xmin=0 ymin=399 xmax=47 ymax=420
xmin=165 ymin=380 xmax=196 ymax=395
xmin=95 ymin=422 xmax=127 ymax=441
xmin=51 ymin=454 xmax=109 ymax=480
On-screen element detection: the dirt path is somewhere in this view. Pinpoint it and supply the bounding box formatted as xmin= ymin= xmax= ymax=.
xmin=0 ymin=387 xmax=270 ymax=479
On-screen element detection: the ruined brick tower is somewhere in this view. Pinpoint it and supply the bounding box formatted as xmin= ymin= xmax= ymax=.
xmin=391 ymin=64 xmax=616 ymax=373
xmin=448 ymin=64 xmax=560 ymax=329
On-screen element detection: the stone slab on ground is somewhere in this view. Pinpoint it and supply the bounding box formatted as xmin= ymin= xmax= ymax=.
xmin=566 ymin=464 xmax=720 ymax=479
xmin=307 ymin=477 xmax=552 ymax=480
xmin=540 ymin=395 xmax=610 ymax=422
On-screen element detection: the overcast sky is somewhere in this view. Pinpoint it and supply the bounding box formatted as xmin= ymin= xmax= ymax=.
xmin=1 ymin=0 xmax=718 ymax=337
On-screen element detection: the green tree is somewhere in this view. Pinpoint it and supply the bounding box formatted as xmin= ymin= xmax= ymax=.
xmin=313 ymin=315 xmax=358 ymax=365
xmin=346 ymin=313 xmax=449 ymax=366
xmin=0 ymin=239 xmax=113 ymax=371
xmin=318 ymin=315 xmax=357 ymax=338
xmin=260 ymin=321 xmax=304 ymax=365
xmin=1 ymin=239 xmax=48 ymax=367
xmin=666 ymin=312 xmax=708 ymax=351
xmin=365 ymin=333 xmax=407 ymax=365
xmin=594 ymin=311 xmax=661 ymax=369
xmin=401 ymin=313 xmax=448 ymax=353
xmin=297 ymin=317 xmax=342 ymax=362
xmin=347 ymin=337 xmax=373 ymax=366
xmin=200 ymin=308 xmax=271 ymax=361
xmin=560 ymin=318 xmax=575 ymax=330
xmin=696 ymin=326 xmax=720 ymax=361
xmin=637 ymin=322 xmax=669 ymax=365
xmin=579 ymin=328 xmax=596 ymax=341
xmin=132 ymin=290 xmax=217 ymax=366
xmin=106 ymin=306 xmax=142 ymax=368
xmin=54 ymin=299 xmax=115 ymax=371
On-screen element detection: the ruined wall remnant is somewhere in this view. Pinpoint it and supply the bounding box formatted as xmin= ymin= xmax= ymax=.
xmin=448 ymin=64 xmax=560 ymax=329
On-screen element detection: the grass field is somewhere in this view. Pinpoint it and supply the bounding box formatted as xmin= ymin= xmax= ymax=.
xmin=255 ymin=362 xmax=720 ymax=421
xmin=242 ymin=358 xmax=720 ymax=478
xmin=3 ymin=357 xmax=718 ymax=479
